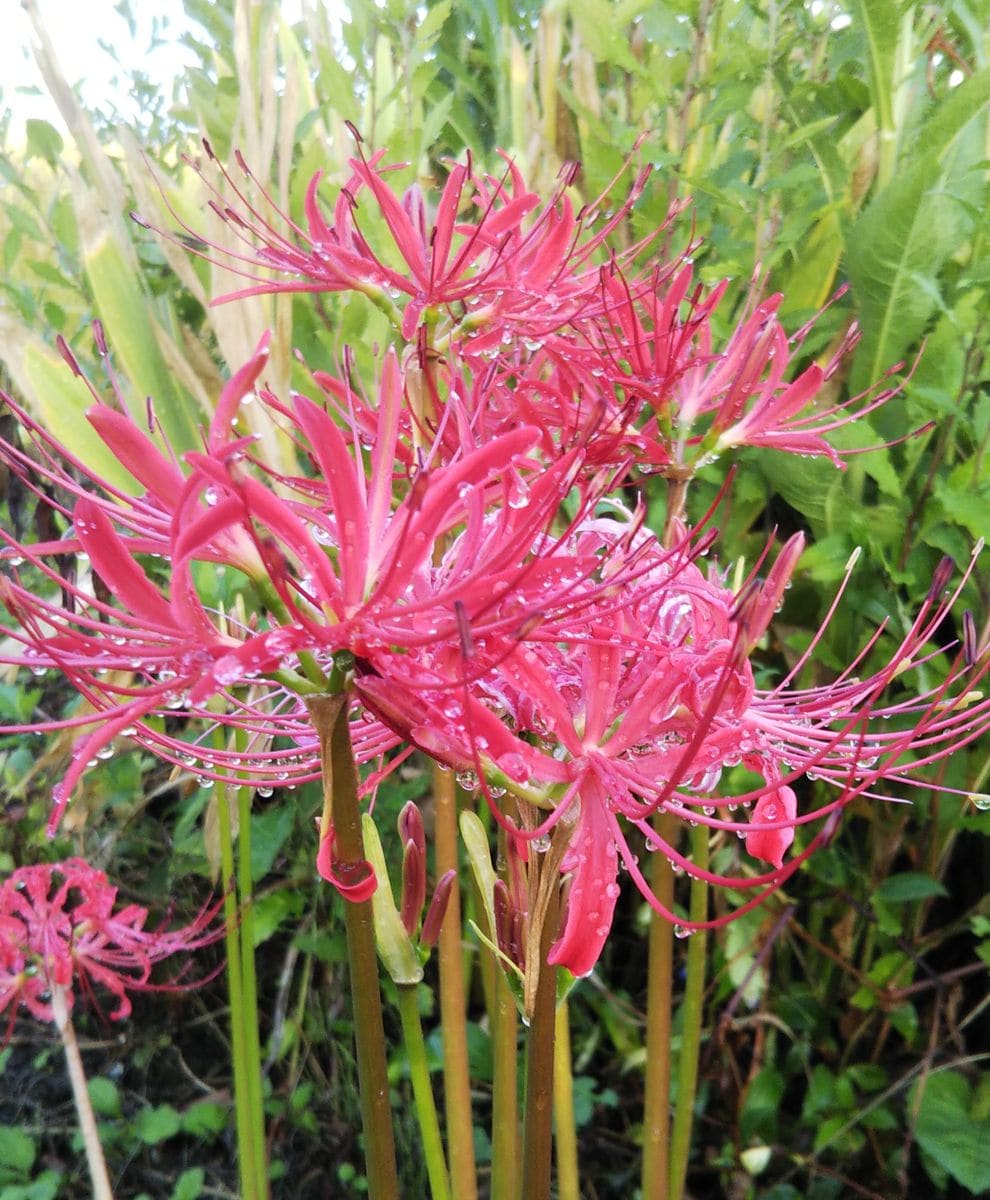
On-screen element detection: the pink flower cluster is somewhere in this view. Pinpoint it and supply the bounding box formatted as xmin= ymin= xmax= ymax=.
xmin=2 ymin=142 xmax=987 ymax=977
xmin=0 ymin=858 xmax=221 ymax=1029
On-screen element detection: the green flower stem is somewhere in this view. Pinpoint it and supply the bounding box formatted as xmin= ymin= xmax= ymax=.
xmin=521 ymin=878 xmax=559 ymax=1200
xmin=553 ymin=998 xmax=579 ymax=1200
xmin=396 ymin=984 xmax=452 ymax=1200
xmin=490 ymin=964 xmax=519 ymax=1200
xmin=236 ymin=773 xmax=267 ymax=1188
xmin=307 ymin=694 xmax=398 ymax=1200
xmin=641 ymin=812 xmax=677 ymax=1199
xmin=214 ymin=742 xmax=268 ymax=1200
xmin=669 ymin=823 xmax=710 ymax=1200
xmin=51 ymin=985 xmax=115 ymax=1200
xmin=433 ymin=765 xmax=478 ymax=1200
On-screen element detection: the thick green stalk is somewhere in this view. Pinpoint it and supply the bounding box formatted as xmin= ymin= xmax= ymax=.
xmin=396 ymin=985 xmax=452 ymax=1200
xmin=669 ymin=824 xmax=710 ymax=1200
xmin=490 ymin=965 xmax=519 ymax=1200
xmin=307 ymin=694 xmax=399 ymax=1200
xmin=51 ymin=986 xmax=115 ymax=1200
xmin=520 ymin=880 xmax=559 ymax=1200
xmin=236 ymin=776 xmax=267 ymax=1188
xmin=553 ymin=999 xmax=579 ymax=1200
xmin=433 ymin=765 xmax=477 ymax=1200
xmin=641 ymin=813 xmax=677 ymax=1198
xmin=215 ymin=760 xmax=267 ymax=1200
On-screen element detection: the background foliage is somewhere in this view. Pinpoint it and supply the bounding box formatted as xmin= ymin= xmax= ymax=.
xmin=1 ymin=1 xmax=988 ymax=1197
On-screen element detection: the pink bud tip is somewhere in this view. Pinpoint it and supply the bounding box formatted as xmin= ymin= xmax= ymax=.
xmin=55 ymin=336 xmax=82 ymax=377
xmin=420 ymin=870 xmax=457 ymax=948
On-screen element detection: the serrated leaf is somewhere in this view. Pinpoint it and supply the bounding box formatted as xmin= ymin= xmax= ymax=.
xmin=913 ymin=1071 xmax=990 ymax=1194
xmin=846 ymin=69 xmax=990 ymax=394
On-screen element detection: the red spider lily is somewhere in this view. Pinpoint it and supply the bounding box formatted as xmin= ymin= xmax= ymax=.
xmin=545 ymin=264 xmax=904 ymax=474
xmin=0 ymin=333 xmax=619 ymax=838
xmin=0 ymin=858 xmax=222 ymax=1029
xmin=148 ymin=138 xmax=666 ymax=347
xmin=359 ymin=525 xmax=990 ymax=978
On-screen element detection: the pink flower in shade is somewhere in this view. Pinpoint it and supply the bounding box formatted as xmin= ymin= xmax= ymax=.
xmin=0 ymin=858 xmax=222 ymax=1031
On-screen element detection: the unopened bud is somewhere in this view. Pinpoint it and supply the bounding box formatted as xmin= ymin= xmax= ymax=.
xmin=55 ymin=336 xmax=83 ymax=377
xmin=963 ymin=611 xmax=977 ymax=667
xmin=400 ymin=839 xmax=426 ymax=937
xmin=928 ymin=556 xmax=954 ymax=601
xmin=398 ymin=801 xmax=425 ymax=860
xmin=420 ymin=870 xmax=457 ymax=949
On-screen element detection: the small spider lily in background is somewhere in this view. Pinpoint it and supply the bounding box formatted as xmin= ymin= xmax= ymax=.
xmin=0 ymin=859 xmax=222 ymax=1200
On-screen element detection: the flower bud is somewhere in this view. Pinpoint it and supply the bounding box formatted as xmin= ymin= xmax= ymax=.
xmin=400 ymin=838 xmax=426 ymax=937
xmin=420 ymin=870 xmax=457 ymax=949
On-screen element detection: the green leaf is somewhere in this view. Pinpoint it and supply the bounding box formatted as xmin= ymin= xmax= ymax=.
xmin=87 ymin=1076 xmax=122 ymax=1117
xmin=180 ymin=1101 xmax=229 ymax=1137
xmin=24 ymin=119 xmax=64 ymax=167
xmin=20 ymin=340 xmax=141 ymax=494
xmin=913 ymin=1071 xmax=990 ymax=1194
xmin=134 ymin=1103 xmax=182 ymax=1144
xmin=361 ymin=813 xmax=422 ymax=985
xmin=875 ymin=873 xmax=949 ymax=904
xmin=170 ymin=1168 xmax=205 ymax=1200
xmin=0 ymin=1127 xmax=36 ymax=1179
xmin=82 ymin=230 xmax=200 ymax=454
xmin=846 ymin=69 xmax=990 ymax=394
xmin=249 ymin=805 xmax=295 ymax=882
xmin=0 ymin=1171 xmax=61 ymax=1200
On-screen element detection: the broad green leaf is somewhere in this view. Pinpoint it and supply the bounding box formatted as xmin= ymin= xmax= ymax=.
xmin=82 ymin=229 xmax=200 ymax=454
xmin=249 ymin=805 xmax=295 ymax=882
xmin=846 ymin=69 xmax=990 ymax=394
xmin=19 ymin=337 xmax=141 ymax=494
xmin=852 ymin=0 xmax=899 ymax=185
xmin=875 ymin=873 xmax=949 ymax=903
xmin=913 ymin=1071 xmax=990 ymax=1194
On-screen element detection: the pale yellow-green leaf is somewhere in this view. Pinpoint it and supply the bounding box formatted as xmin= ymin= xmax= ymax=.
xmin=362 ymin=814 xmax=423 ymax=985
xmin=460 ymin=810 xmax=498 ymax=940
xmin=82 ymin=227 xmax=200 ymax=454
xmin=17 ymin=335 xmax=140 ymax=495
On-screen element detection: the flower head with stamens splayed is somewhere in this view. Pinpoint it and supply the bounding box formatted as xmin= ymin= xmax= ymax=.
xmin=358 ymin=521 xmax=990 ymax=978
xmin=0 ymin=858 xmax=223 ymax=1032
